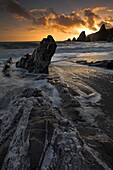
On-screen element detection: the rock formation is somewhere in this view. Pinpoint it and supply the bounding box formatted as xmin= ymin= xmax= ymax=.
xmin=107 ymin=28 xmax=113 ymax=42
xmin=16 ymin=35 xmax=57 ymax=74
xmin=72 ymin=37 xmax=76 ymax=41
xmin=76 ymin=60 xmax=113 ymax=69
xmin=87 ymin=24 xmax=109 ymax=41
xmin=64 ymin=38 xmax=71 ymax=42
xmin=76 ymin=24 xmax=113 ymax=42
xmin=0 ymin=80 xmax=113 ymax=169
xmin=77 ymin=31 xmax=86 ymax=42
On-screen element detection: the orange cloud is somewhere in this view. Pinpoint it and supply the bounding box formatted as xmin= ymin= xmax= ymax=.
xmin=93 ymin=6 xmax=107 ymax=12
xmin=105 ymin=16 xmax=113 ymax=22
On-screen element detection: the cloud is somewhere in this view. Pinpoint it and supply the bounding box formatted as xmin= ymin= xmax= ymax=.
xmin=53 ymin=11 xmax=85 ymax=28
xmin=84 ymin=8 xmax=101 ymax=30
xmin=27 ymin=27 xmax=38 ymax=31
xmin=3 ymin=0 xmax=85 ymax=33
xmin=107 ymin=9 xmax=113 ymax=13
xmin=98 ymin=21 xmax=113 ymax=29
xmin=2 ymin=1 xmax=113 ymax=35
xmin=4 ymin=0 xmax=35 ymax=21
xmin=105 ymin=16 xmax=113 ymax=22
xmin=93 ymin=6 xmax=107 ymax=13
xmin=30 ymin=8 xmax=56 ymax=18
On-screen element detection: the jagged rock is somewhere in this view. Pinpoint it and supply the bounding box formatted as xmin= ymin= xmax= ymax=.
xmin=77 ymin=31 xmax=86 ymax=42
xmin=16 ymin=35 xmax=57 ymax=74
xmin=87 ymin=24 xmax=109 ymax=41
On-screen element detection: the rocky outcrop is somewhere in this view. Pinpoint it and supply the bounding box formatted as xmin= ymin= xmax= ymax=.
xmin=16 ymin=35 xmax=57 ymax=74
xmin=86 ymin=24 xmax=113 ymax=42
xmin=76 ymin=60 xmax=113 ymax=69
xmin=64 ymin=38 xmax=71 ymax=42
xmin=107 ymin=28 xmax=113 ymax=42
xmin=77 ymin=31 xmax=86 ymax=42
xmin=0 ymin=80 xmax=113 ymax=169
xmin=87 ymin=24 xmax=109 ymax=41
xmin=72 ymin=37 xmax=76 ymax=41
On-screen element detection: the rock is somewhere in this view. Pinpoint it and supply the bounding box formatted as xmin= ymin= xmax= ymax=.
xmin=76 ymin=60 xmax=113 ymax=70
xmin=64 ymin=38 xmax=71 ymax=42
xmin=107 ymin=61 xmax=113 ymax=69
xmin=16 ymin=35 xmax=57 ymax=74
xmin=77 ymin=31 xmax=86 ymax=42
xmin=107 ymin=28 xmax=113 ymax=42
xmin=2 ymin=57 xmax=13 ymax=76
xmin=72 ymin=37 xmax=76 ymax=41
xmin=87 ymin=24 xmax=109 ymax=41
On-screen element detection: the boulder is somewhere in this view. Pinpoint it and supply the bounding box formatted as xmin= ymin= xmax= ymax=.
xmin=77 ymin=31 xmax=86 ymax=42
xmin=16 ymin=35 xmax=57 ymax=74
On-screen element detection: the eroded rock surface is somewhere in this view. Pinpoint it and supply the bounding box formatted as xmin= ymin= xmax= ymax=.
xmin=16 ymin=35 xmax=57 ymax=73
xmin=0 ymin=75 xmax=113 ymax=170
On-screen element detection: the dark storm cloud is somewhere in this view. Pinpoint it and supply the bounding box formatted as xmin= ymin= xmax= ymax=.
xmin=84 ymin=9 xmax=100 ymax=30
xmin=2 ymin=0 xmax=53 ymax=26
xmin=4 ymin=0 xmax=34 ymax=20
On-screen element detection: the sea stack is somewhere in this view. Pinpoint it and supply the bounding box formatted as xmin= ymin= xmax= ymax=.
xmin=87 ymin=24 xmax=109 ymax=41
xmin=16 ymin=35 xmax=57 ymax=74
xmin=77 ymin=31 xmax=86 ymax=42
xmin=72 ymin=37 xmax=76 ymax=41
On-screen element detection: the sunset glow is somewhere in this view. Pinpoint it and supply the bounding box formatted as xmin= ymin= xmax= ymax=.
xmin=0 ymin=0 xmax=113 ymax=41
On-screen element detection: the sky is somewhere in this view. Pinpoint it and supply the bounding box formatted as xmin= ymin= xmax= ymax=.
xmin=0 ymin=0 xmax=113 ymax=41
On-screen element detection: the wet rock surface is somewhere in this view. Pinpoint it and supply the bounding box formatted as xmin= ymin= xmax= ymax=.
xmin=0 ymin=65 xmax=113 ymax=170
xmin=0 ymin=74 xmax=113 ymax=169
xmin=16 ymin=35 xmax=57 ymax=73
xmin=76 ymin=60 xmax=113 ymax=70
